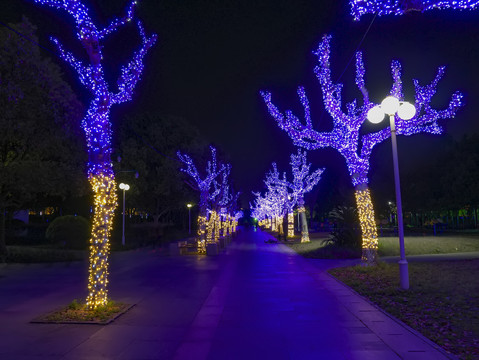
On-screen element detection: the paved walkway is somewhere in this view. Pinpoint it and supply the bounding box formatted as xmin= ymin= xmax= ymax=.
xmin=0 ymin=228 xmax=456 ymax=359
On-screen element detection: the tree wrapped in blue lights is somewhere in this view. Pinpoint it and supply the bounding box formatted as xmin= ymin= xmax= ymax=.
xmin=208 ymin=163 xmax=232 ymax=243
xmin=32 ymin=0 xmax=156 ymax=308
xmin=251 ymin=151 xmax=323 ymax=241
xmin=289 ymin=149 xmax=324 ymax=242
xmin=261 ymin=34 xmax=463 ymax=264
xmin=177 ymin=146 xmax=227 ymax=253
xmin=350 ymin=0 xmax=479 ymax=21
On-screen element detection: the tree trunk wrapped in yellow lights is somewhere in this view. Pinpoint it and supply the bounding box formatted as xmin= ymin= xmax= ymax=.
xmin=354 ymin=186 xmax=378 ymax=264
xmin=287 ymin=211 xmax=295 ymax=237
xmin=197 ymin=215 xmax=207 ymax=254
xmin=86 ymin=174 xmax=117 ymax=309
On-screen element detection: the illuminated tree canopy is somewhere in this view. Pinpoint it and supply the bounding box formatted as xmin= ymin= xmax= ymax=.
xmin=261 ymin=34 xmax=463 ymax=263
xmin=252 ymin=150 xmax=324 ymax=241
xmin=32 ymin=0 xmax=156 ymax=308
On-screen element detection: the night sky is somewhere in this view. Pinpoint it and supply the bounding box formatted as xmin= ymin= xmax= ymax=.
xmin=2 ymin=1 xmax=479 ymax=208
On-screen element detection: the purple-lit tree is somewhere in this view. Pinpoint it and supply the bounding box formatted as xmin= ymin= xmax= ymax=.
xmin=177 ymin=146 xmax=226 ymax=253
xmin=350 ymin=0 xmax=479 ymax=21
xmin=261 ymin=34 xmax=463 ymax=264
xmin=228 ymin=190 xmax=241 ymax=234
xmin=289 ymin=149 xmax=324 ymax=242
xmin=32 ymin=0 xmax=156 ymax=308
xmin=251 ymin=163 xmax=291 ymax=236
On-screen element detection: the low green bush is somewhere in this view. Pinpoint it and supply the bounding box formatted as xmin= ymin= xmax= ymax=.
xmin=46 ymin=215 xmax=91 ymax=250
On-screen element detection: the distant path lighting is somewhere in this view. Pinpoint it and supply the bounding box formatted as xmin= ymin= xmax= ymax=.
xmin=119 ymin=183 xmax=130 ymax=246
xmin=367 ymin=96 xmax=416 ymax=290
xmin=187 ymin=203 xmax=193 ymax=234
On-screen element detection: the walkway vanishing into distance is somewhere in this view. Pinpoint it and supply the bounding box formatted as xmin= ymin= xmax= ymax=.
xmin=0 ymin=228 xmax=455 ymax=359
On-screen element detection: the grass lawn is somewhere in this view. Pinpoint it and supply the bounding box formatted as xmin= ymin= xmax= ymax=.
xmin=286 ymin=232 xmax=361 ymax=259
xmin=286 ymin=232 xmax=479 ymax=259
xmin=378 ymin=236 xmax=479 ymax=256
xmin=329 ymin=260 xmax=479 ymax=360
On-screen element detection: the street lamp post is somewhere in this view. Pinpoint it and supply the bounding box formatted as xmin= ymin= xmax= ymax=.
xmin=119 ymin=183 xmax=130 ymax=246
xmin=187 ymin=203 xmax=193 ymax=235
xmin=367 ymin=96 xmax=416 ymax=290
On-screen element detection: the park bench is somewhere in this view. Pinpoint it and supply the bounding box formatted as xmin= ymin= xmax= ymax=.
xmin=169 ymin=239 xmax=198 ymax=255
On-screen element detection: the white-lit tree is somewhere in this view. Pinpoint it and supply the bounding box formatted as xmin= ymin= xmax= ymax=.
xmin=288 ymin=149 xmax=324 ymax=242
xmin=261 ymin=34 xmax=463 ymax=264
xmin=32 ymin=0 xmax=156 ymax=308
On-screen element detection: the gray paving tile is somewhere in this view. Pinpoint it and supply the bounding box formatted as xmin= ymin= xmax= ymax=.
xmin=0 ymin=228 xmax=455 ymax=360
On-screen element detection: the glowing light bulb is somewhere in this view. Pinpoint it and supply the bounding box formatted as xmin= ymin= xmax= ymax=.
xmin=367 ymin=106 xmax=385 ymax=124
xmin=398 ymin=102 xmax=416 ymax=120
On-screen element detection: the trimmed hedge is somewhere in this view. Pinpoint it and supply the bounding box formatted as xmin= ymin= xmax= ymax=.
xmin=46 ymin=215 xmax=91 ymax=250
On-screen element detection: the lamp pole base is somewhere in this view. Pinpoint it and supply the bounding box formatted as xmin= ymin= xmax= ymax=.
xmin=399 ymin=259 xmax=409 ymax=290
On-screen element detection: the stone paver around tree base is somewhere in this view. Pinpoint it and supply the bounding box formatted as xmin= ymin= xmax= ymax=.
xmin=0 ymin=228 xmax=456 ymax=359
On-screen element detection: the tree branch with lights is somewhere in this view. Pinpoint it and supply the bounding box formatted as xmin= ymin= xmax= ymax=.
xmin=261 ymin=34 xmax=463 ymax=264
xmin=350 ymin=0 xmax=479 ymax=21
xmin=32 ymin=0 xmax=156 ymax=308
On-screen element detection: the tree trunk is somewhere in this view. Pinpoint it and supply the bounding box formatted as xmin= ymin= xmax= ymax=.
xmin=277 ymin=216 xmax=284 ymax=238
xmin=84 ymin=98 xmax=118 ymax=309
xmin=287 ymin=211 xmax=294 ymax=238
xmin=298 ymin=198 xmax=310 ymax=243
xmin=299 ymin=209 xmax=309 ymax=243
xmin=0 ymin=207 xmax=6 ymax=263
xmin=196 ymin=191 xmax=209 ymax=253
xmin=85 ymin=172 xmax=117 ymax=309
xmin=206 ymin=210 xmax=217 ymax=244
xmin=354 ymin=184 xmax=378 ymax=265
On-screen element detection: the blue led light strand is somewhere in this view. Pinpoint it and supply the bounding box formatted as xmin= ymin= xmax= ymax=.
xmin=351 ymin=0 xmax=479 ymax=20
xmin=261 ymin=34 xmax=463 ymax=263
xmin=32 ymin=0 xmax=157 ymax=308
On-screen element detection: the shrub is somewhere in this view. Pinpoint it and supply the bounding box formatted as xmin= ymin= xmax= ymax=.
xmin=323 ymin=206 xmax=362 ymax=250
xmin=46 ymin=215 xmax=91 ymax=249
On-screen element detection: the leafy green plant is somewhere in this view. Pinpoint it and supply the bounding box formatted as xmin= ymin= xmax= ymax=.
xmin=323 ymin=206 xmax=362 ymax=250
xmin=46 ymin=215 xmax=91 ymax=249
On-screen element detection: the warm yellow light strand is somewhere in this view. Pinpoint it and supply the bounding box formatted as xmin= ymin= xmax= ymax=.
xmin=355 ymin=188 xmax=378 ymax=264
xmin=287 ymin=212 xmax=294 ymax=237
xmin=86 ymin=174 xmax=117 ymax=309
xmin=214 ymin=211 xmax=220 ymax=243
xmin=197 ymin=215 xmax=206 ymax=254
